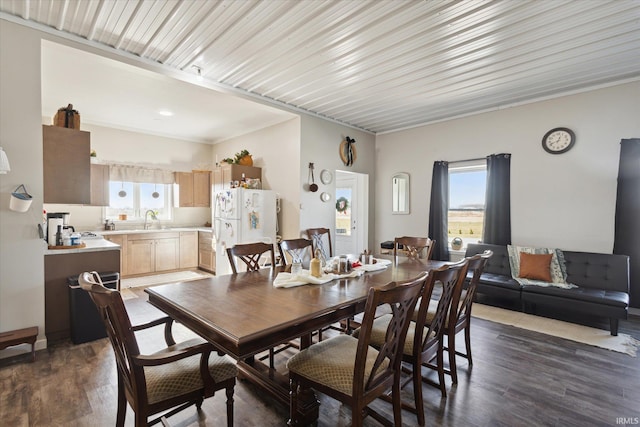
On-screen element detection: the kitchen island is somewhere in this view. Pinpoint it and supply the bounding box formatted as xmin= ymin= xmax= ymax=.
xmin=44 ymin=239 xmax=120 ymax=343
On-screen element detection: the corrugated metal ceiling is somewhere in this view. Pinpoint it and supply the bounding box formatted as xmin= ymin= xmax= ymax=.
xmin=2 ymin=0 xmax=639 ymax=134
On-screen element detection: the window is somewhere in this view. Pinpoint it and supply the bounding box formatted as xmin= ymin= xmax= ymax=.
xmin=106 ymin=182 xmax=173 ymax=222
xmin=448 ymin=160 xmax=487 ymax=249
xmin=335 ymin=187 xmax=352 ymax=236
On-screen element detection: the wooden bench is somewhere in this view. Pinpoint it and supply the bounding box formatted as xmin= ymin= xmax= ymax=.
xmin=0 ymin=326 xmax=38 ymax=362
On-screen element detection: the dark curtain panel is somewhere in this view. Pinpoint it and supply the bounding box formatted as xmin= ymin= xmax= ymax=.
xmin=613 ymin=138 xmax=640 ymax=308
xmin=428 ymin=161 xmax=449 ymax=261
xmin=483 ymin=153 xmax=511 ymax=245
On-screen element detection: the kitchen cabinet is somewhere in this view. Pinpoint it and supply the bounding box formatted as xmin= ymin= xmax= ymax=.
xmin=179 ymin=231 xmax=198 ymax=269
xmin=198 ymin=230 xmax=215 ymax=273
xmin=126 ymin=232 xmax=180 ymax=276
xmin=44 ymin=247 xmax=120 ymax=343
xmin=175 ymin=171 xmax=210 ymax=207
xmin=212 ymin=164 xmax=262 ymax=194
xmin=104 ymin=234 xmax=127 ymax=274
xmin=90 ymin=163 xmax=110 ymax=206
xmin=43 ymin=125 xmax=91 ymax=204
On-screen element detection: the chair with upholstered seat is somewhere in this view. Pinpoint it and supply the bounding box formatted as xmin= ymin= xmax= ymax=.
xmin=287 ymin=272 xmax=427 ymax=427
xmin=226 ymin=242 xmax=276 ymax=273
xmin=393 ymin=236 xmax=435 ymax=260
xmin=306 ymin=227 xmax=333 ymax=261
xmin=431 ymin=250 xmax=493 ymax=384
xmin=361 ymin=260 xmax=469 ymax=426
xmin=78 ymin=271 xmax=238 ymax=427
xmin=278 ymin=238 xmax=314 ymax=267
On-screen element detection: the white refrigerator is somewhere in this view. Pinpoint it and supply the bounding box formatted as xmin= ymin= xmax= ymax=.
xmin=213 ymin=188 xmax=277 ymax=276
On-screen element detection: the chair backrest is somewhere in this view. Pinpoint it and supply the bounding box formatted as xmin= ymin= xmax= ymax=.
xmin=353 ymin=272 xmax=427 ymax=398
xmin=393 ymin=236 xmax=435 ymax=260
xmin=278 ymin=238 xmax=313 ymax=266
xmin=77 ymin=272 xmax=145 ymax=404
xmin=306 ymin=227 xmax=333 ymax=259
xmin=455 ymin=250 xmax=493 ymax=325
xmin=414 ymin=259 xmax=469 ymax=355
xmin=226 ymin=242 xmax=276 ymax=273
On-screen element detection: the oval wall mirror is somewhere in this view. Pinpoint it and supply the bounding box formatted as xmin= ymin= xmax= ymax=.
xmin=392 ymin=172 xmax=410 ymax=214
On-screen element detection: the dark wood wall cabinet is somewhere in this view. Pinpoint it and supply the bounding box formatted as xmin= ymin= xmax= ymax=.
xmin=44 ymin=249 xmax=120 ymax=344
xmin=43 ymin=125 xmax=91 ymax=204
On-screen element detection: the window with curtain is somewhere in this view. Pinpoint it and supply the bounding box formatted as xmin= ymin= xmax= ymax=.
xmin=448 ymin=160 xmax=487 ymax=249
xmin=106 ymin=182 xmax=173 ymax=221
xmin=105 ymin=165 xmax=175 ymax=222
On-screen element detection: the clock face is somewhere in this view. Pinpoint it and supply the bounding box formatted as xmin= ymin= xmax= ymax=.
xmin=542 ymin=127 xmax=575 ymax=154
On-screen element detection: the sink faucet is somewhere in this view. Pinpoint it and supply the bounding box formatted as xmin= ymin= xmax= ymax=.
xmin=144 ymin=210 xmax=158 ymax=230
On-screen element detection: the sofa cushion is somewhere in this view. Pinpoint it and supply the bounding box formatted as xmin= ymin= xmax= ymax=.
xmin=522 ymin=284 xmax=629 ymax=308
xmin=478 ymin=273 xmax=522 ymax=291
xmin=518 ymin=253 xmax=553 ymax=282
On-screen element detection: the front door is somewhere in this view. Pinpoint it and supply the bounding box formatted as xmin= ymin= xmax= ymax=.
xmin=335 ymin=171 xmax=368 ymax=256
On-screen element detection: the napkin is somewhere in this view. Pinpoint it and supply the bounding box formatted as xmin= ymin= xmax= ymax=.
xmin=354 ymin=258 xmax=392 ymax=272
xmin=273 ymin=269 xmax=363 ymax=288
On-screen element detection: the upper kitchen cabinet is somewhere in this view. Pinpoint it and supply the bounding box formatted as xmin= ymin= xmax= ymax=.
xmin=43 ymin=125 xmax=91 ymax=204
xmin=90 ymin=163 xmax=110 ymax=206
xmin=212 ymin=164 xmax=262 ymax=194
xmin=175 ymin=171 xmax=210 ymax=207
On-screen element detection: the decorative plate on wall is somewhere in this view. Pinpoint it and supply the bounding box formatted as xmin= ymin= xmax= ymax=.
xmin=320 ymin=169 xmax=333 ymax=185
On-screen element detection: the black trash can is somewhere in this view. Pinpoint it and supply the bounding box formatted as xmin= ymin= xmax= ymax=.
xmin=68 ymin=272 xmax=119 ymax=344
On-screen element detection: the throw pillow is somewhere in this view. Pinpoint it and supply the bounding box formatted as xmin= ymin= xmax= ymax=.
xmin=518 ymin=252 xmax=553 ymax=282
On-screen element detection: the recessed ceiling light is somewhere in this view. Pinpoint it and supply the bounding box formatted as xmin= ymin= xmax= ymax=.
xmin=158 ymin=110 xmax=174 ymax=117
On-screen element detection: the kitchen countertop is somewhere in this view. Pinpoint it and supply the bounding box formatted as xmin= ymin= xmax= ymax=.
xmin=99 ymin=227 xmax=212 ymax=235
xmin=44 ymin=239 xmax=120 ymax=255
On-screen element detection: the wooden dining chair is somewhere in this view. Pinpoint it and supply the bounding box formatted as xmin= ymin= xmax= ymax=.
xmin=287 ymin=272 xmax=427 ymax=427
xmin=78 ymin=271 xmax=238 ymax=427
xmin=437 ymin=249 xmax=493 ymax=383
xmin=358 ymin=259 xmax=469 ymax=426
xmin=226 ymin=242 xmax=276 ymax=273
xmin=306 ymin=227 xmax=333 ymax=260
xmin=278 ymin=238 xmax=313 ymax=266
xmin=393 ymin=236 xmax=435 ymax=260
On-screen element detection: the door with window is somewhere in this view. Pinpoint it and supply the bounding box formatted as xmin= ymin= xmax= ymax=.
xmin=335 ymin=171 xmax=368 ymax=256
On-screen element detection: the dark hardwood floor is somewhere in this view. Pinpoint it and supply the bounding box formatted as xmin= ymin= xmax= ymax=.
xmin=1 ymin=288 xmax=639 ymax=426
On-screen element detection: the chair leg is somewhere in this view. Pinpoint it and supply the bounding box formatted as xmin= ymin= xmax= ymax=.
xmin=392 ymin=376 xmax=402 ymax=427
xmin=288 ymin=378 xmax=299 ymax=426
xmin=447 ymin=332 xmax=458 ymax=384
xmin=413 ymin=360 xmax=425 ymax=426
xmin=116 ymin=375 xmax=126 ymax=427
xmin=437 ymin=344 xmax=447 ymax=398
xmin=464 ymin=324 xmax=473 ymax=366
xmin=226 ymin=384 xmax=235 ymax=427
xmin=610 ymin=318 xmax=619 ymax=336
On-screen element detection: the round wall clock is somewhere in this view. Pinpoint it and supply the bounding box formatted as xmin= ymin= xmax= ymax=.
xmin=542 ymin=127 xmax=575 ymax=154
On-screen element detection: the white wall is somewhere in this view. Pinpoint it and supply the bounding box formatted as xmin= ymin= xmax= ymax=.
xmin=43 ymin=123 xmax=213 ymax=231
xmin=0 ymin=20 xmax=47 ymax=356
xmin=299 ymin=115 xmax=376 ymax=246
xmin=375 ymin=81 xmax=640 ymax=254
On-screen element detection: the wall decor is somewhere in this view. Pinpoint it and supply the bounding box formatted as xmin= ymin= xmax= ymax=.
xmin=542 ymin=127 xmax=575 ymax=154
xmin=336 ymin=196 xmax=349 ymax=213
xmin=320 ymin=169 xmax=333 ymax=185
xmin=339 ymin=136 xmax=356 ymax=166
xmin=321 ymin=192 xmax=331 ymax=202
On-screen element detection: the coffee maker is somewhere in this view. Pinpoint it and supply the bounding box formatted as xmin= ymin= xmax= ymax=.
xmin=46 ymin=212 xmax=74 ymax=245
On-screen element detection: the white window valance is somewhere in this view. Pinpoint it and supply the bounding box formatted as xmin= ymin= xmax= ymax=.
xmin=109 ymin=165 xmax=175 ymax=184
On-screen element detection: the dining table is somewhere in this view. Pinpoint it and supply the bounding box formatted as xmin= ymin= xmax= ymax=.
xmin=145 ymin=255 xmax=447 ymax=425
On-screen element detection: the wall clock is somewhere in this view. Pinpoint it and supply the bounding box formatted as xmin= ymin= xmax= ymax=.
xmin=542 ymin=127 xmax=575 ymax=154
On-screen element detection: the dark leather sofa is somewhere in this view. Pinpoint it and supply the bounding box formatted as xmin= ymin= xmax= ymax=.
xmin=465 ymin=243 xmax=630 ymax=336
